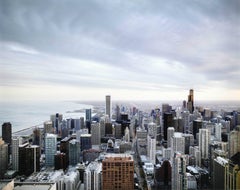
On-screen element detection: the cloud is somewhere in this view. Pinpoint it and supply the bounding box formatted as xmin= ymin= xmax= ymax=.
xmin=0 ymin=0 xmax=239 ymax=100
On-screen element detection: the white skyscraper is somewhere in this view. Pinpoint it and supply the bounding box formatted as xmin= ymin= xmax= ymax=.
xmin=84 ymin=161 xmax=102 ymax=190
xmin=147 ymin=135 xmax=156 ymax=164
xmin=172 ymin=132 xmax=185 ymax=156
xmin=172 ymin=152 xmax=187 ymax=190
xmin=105 ymin=95 xmax=111 ymax=120
xmin=215 ymin=123 xmax=222 ymax=141
xmin=148 ymin=122 xmax=157 ymax=139
xmin=45 ymin=133 xmax=57 ymax=167
xmin=12 ymin=136 xmax=22 ymax=171
xmin=199 ymin=128 xmax=210 ymax=159
xmin=167 ymin=127 xmax=175 ymax=148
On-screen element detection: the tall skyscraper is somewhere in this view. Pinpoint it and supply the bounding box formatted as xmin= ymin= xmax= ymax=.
xmin=187 ymin=89 xmax=194 ymax=113
xmin=25 ymin=145 xmax=40 ymax=176
xmin=167 ymin=127 xmax=175 ymax=148
xmin=80 ymin=134 xmax=92 ymax=151
xmin=0 ymin=138 xmax=8 ymax=178
xmin=172 ymin=132 xmax=185 ymax=156
xmin=84 ymin=161 xmax=102 ymax=190
xmin=172 ymin=152 xmax=187 ymax=190
xmin=86 ymin=109 xmax=92 ymax=122
xmin=12 ymin=136 xmax=22 ymax=171
xmin=105 ymin=95 xmax=111 ymax=120
xmin=45 ymin=133 xmax=57 ymax=167
xmin=102 ymin=154 xmax=134 ymax=190
xmin=69 ymin=139 xmax=80 ymax=165
xmin=91 ymin=122 xmax=101 ymax=145
xmin=147 ymin=135 xmax=156 ymax=164
xmin=148 ymin=122 xmax=157 ymax=139
xmin=163 ymin=112 xmax=174 ymax=141
xmin=199 ymin=128 xmax=210 ymax=159
xmin=228 ymin=126 xmax=240 ymax=158
xmin=2 ymin=122 xmax=12 ymax=160
xmin=50 ymin=113 xmax=63 ymax=135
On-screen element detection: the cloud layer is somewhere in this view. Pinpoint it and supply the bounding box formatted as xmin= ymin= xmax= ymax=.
xmin=0 ymin=0 xmax=240 ymax=101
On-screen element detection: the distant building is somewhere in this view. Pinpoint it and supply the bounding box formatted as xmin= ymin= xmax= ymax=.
xmin=84 ymin=161 xmax=102 ymax=190
xmin=2 ymin=122 xmax=12 ymax=160
xmin=86 ymin=109 xmax=92 ymax=122
xmin=148 ymin=122 xmax=157 ymax=139
xmin=50 ymin=113 xmax=63 ymax=135
xmin=102 ymin=154 xmax=134 ymax=190
xmin=228 ymin=126 xmax=240 ymax=158
xmin=147 ymin=135 xmax=156 ymax=164
xmin=44 ymin=121 xmax=53 ymax=134
xmin=0 ymin=138 xmax=8 ymax=178
xmin=105 ymin=95 xmax=111 ymax=120
xmin=163 ymin=112 xmax=173 ymax=141
xmin=187 ymin=89 xmax=194 ymax=113
xmin=45 ymin=133 xmax=57 ymax=167
xmin=193 ymin=119 xmax=202 ymax=140
xmin=167 ymin=127 xmax=175 ymax=148
xmin=83 ymin=149 xmax=101 ymax=163
xmin=172 ymin=132 xmax=185 ymax=156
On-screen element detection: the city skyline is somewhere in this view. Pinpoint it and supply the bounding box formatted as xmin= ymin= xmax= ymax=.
xmin=0 ymin=0 xmax=240 ymax=101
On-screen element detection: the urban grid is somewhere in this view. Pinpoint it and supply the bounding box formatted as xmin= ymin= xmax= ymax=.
xmin=0 ymin=90 xmax=240 ymax=190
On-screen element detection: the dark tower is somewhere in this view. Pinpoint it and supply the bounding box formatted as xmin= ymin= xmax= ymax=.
xmin=187 ymin=89 xmax=194 ymax=113
xmin=163 ymin=113 xmax=173 ymax=141
xmin=2 ymin=122 xmax=12 ymax=161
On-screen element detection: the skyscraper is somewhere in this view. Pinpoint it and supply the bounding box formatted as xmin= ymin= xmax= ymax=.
xmin=147 ymin=135 xmax=156 ymax=164
xmin=12 ymin=136 xmax=22 ymax=171
xmin=86 ymin=109 xmax=92 ymax=122
xmin=102 ymin=154 xmax=134 ymax=190
xmin=91 ymin=122 xmax=101 ymax=145
xmin=167 ymin=127 xmax=175 ymax=148
xmin=187 ymin=89 xmax=194 ymax=113
xmin=172 ymin=132 xmax=185 ymax=156
xmin=172 ymin=152 xmax=187 ymax=190
xmin=163 ymin=112 xmax=173 ymax=141
xmin=199 ymin=128 xmax=210 ymax=159
xmin=69 ymin=139 xmax=80 ymax=165
xmin=148 ymin=122 xmax=157 ymax=139
xmin=105 ymin=95 xmax=111 ymax=120
xmin=0 ymin=138 xmax=8 ymax=178
xmin=84 ymin=161 xmax=102 ymax=190
xmin=2 ymin=122 xmax=12 ymax=160
xmin=45 ymin=133 xmax=57 ymax=167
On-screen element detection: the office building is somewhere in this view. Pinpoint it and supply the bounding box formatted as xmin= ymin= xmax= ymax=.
xmin=167 ymin=127 xmax=175 ymax=148
xmin=228 ymin=126 xmax=240 ymax=158
xmin=80 ymin=134 xmax=92 ymax=151
xmin=182 ymin=134 xmax=194 ymax=154
xmin=86 ymin=109 xmax=92 ymax=122
xmin=84 ymin=161 xmax=102 ymax=190
xmin=213 ymin=156 xmax=228 ymax=189
xmin=44 ymin=121 xmax=53 ymax=134
xmin=193 ymin=119 xmax=202 ymax=140
xmin=55 ymin=152 xmax=67 ymax=170
xmin=102 ymin=154 xmax=134 ymax=190
xmin=173 ymin=117 xmax=184 ymax=133
xmin=105 ymin=95 xmax=111 ymax=119
xmin=45 ymin=133 xmax=57 ymax=167
xmin=163 ymin=112 xmax=174 ymax=141
xmin=12 ymin=137 xmax=22 ymax=171
xmin=172 ymin=132 xmax=185 ymax=156
xmin=148 ymin=122 xmax=157 ymax=139
xmin=154 ymin=160 xmax=172 ymax=188
xmin=33 ymin=127 xmax=41 ymax=146
xmin=69 ymin=139 xmax=80 ymax=165
xmin=91 ymin=122 xmax=101 ymax=145
xmin=105 ymin=123 xmax=113 ymax=136
xmin=0 ymin=138 xmax=8 ymax=178
xmin=25 ymin=145 xmax=40 ymax=176
xmin=2 ymin=122 xmax=12 ymax=160
xmin=172 ymin=152 xmax=187 ymax=190
xmin=147 ymin=135 xmax=156 ymax=164
xmin=199 ymin=128 xmax=210 ymax=159
xmin=114 ymin=123 xmax=122 ymax=139
xmin=187 ymin=89 xmax=194 ymax=113
xmin=215 ymin=123 xmax=222 ymax=141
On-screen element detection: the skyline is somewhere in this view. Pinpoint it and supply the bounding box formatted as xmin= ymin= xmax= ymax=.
xmin=0 ymin=0 xmax=240 ymax=101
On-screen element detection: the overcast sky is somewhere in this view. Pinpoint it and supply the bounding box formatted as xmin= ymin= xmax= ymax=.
xmin=0 ymin=0 xmax=239 ymax=102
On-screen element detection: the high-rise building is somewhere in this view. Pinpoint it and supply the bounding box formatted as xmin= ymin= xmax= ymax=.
xmin=172 ymin=132 xmax=185 ymax=156
xmin=212 ymin=156 xmax=228 ymax=189
xmin=172 ymin=152 xmax=187 ymax=190
xmin=163 ymin=112 xmax=173 ymax=141
xmin=45 ymin=133 xmax=57 ymax=167
xmin=228 ymin=126 xmax=240 ymax=158
xmin=215 ymin=123 xmax=222 ymax=141
xmin=167 ymin=127 xmax=175 ymax=148
xmin=69 ymin=139 xmax=80 ymax=165
xmin=105 ymin=95 xmax=111 ymax=120
xmin=147 ymin=135 xmax=156 ymax=164
xmin=187 ymin=89 xmax=194 ymax=113
xmin=91 ymin=122 xmax=101 ymax=145
xmin=84 ymin=161 xmax=102 ymax=190
xmin=102 ymin=154 xmax=134 ymax=190
xmin=86 ymin=109 xmax=92 ymax=122
xmin=193 ymin=119 xmax=202 ymax=140
xmin=2 ymin=122 xmax=12 ymax=160
xmin=50 ymin=113 xmax=63 ymax=135
xmin=44 ymin=121 xmax=53 ymax=134
xmin=12 ymin=136 xmax=22 ymax=171
xmin=100 ymin=117 xmax=106 ymax=138
xmin=182 ymin=134 xmax=194 ymax=154
xmin=33 ymin=127 xmax=41 ymax=146
xmin=0 ymin=138 xmax=8 ymax=178
xmin=199 ymin=128 xmax=210 ymax=159
xmin=80 ymin=134 xmax=92 ymax=151
xmin=25 ymin=145 xmax=40 ymax=176
xmin=148 ymin=122 xmax=157 ymax=139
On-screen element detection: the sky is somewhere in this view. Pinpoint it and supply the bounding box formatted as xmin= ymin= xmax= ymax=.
xmin=0 ymin=0 xmax=240 ymax=102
